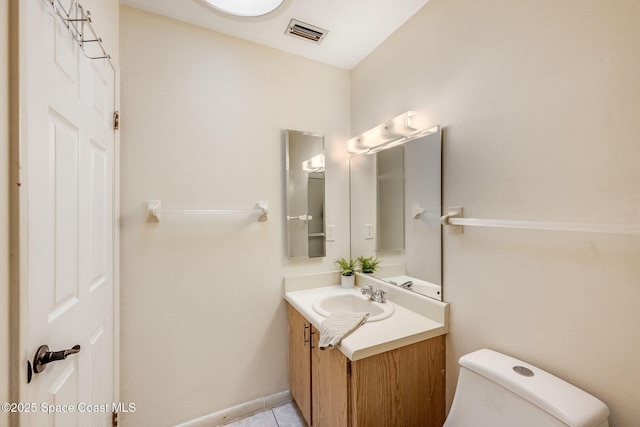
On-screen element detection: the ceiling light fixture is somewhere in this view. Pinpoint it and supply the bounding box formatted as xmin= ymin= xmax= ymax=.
xmin=198 ymin=0 xmax=288 ymax=18
xmin=347 ymin=111 xmax=439 ymax=155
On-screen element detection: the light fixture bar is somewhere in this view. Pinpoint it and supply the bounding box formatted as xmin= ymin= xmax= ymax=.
xmin=347 ymin=112 xmax=438 ymax=154
xmin=302 ymin=153 xmax=325 ymax=172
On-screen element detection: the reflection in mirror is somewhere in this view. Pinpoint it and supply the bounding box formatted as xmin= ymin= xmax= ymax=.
xmin=376 ymin=146 xmax=405 ymax=252
xmin=350 ymin=128 xmax=442 ymax=300
xmin=286 ymin=130 xmax=326 ymax=258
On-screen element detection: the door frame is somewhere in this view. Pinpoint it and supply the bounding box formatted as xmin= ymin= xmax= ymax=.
xmin=8 ymin=0 xmax=121 ymax=423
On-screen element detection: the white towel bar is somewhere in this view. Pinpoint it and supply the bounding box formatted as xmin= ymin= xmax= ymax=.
xmin=441 ymin=206 xmax=640 ymax=235
xmin=147 ymin=200 xmax=269 ymax=222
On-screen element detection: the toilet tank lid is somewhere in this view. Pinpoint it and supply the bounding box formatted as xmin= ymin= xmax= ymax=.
xmin=459 ymin=349 xmax=609 ymax=427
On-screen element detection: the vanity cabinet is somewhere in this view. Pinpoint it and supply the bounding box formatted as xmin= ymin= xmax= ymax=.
xmin=287 ymin=303 xmax=446 ymax=427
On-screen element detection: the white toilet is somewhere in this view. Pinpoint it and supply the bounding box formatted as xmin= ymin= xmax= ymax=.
xmin=444 ymin=349 xmax=610 ymax=427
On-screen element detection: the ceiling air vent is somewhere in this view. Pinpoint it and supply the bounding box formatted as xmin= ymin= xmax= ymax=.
xmin=286 ymin=19 xmax=328 ymax=44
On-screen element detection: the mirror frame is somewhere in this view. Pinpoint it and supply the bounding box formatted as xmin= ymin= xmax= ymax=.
xmin=285 ymin=129 xmax=326 ymax=259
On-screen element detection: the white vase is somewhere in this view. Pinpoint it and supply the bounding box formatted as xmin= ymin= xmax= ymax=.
xmin=341 ymin=274 xmax=355 ymax=289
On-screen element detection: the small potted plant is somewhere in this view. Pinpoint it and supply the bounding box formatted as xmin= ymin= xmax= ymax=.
xmin=335 ymin=257 xmax=357 ymax=288
xmin=357 ymin=256 xmax=381 ymax=275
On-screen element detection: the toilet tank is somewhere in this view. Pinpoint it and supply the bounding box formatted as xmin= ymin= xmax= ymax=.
xmin=444 ymin=349 xmax=610 ymax=427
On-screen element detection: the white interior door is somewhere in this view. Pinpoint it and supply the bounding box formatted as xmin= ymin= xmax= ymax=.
xmin=21 ymin=0 xmax=116 ymax=425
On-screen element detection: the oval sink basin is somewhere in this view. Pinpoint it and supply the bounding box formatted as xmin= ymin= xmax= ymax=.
xmin=312 ymin=293 xmax=395 ymax=322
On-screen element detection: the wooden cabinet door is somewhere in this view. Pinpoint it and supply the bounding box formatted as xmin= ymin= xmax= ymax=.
xmin=311 ymin=329 xmax=350 ymax=427
xmin=288 ymin=304 xmax=312 ymax=425
xmin=350 ymin=335 xmax=446 ymax=427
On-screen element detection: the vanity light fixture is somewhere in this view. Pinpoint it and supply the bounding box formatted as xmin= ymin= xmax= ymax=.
xmin=302 ymin=153 xmax=325 ymax=173
xmin=198 ymin=0 xmax=288 ymax=18
xmin=347 ymin=111 xmax=439 ymax=155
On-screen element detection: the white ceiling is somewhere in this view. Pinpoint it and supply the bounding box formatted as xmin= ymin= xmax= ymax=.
xmin=118 ymin=0 xmax=430 ymax=70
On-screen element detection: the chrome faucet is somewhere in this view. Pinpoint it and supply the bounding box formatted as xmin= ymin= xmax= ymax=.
xmin=361 ymin=284 xmax=387 ymax=303
xmin=400 ymin=280 xmax=413 ymax=289
xmin=389 ymin=280 xmax=413 ymax=290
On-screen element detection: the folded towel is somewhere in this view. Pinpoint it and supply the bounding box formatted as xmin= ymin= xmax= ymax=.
xmin=318 ymin=312 xmax=369 ymax=350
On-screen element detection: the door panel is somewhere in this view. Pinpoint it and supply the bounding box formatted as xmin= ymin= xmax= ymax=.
xmin=90 ymin=61 xmax=110 ymax=121
xmin=51 ymin=110 xmax=81 ymax=321
xmin=52 ymin=18 xmax=79 ymax=91
xmin=48 ymin=362 xmax=79 ymax=425
xmin=89 ymin=139 xmax=108 ymax=292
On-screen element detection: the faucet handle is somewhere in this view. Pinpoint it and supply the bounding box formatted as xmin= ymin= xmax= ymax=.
xmin=361 ymin=284 xmax=374 ymax=297
xmin=375 ymin=289 xmax=387 ymax=303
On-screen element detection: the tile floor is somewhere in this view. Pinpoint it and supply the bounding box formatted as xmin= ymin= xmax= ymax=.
xmin=221 ymin=402 xmax=307 ymax=427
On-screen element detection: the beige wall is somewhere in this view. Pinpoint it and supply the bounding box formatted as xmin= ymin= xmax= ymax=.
xmin=119 ymin=6 xmax=350 ymax=426
xmin=1 ymin=0 xmax=9 ymax=424
xmin=351 ymin=0 xmax=640 ymax=425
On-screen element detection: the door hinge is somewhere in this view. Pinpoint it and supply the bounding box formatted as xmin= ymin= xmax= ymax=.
xmin=112 ymin=411 xmax=118 ymax=427
xmin=113 ymin=111 xmax=120 ymax=130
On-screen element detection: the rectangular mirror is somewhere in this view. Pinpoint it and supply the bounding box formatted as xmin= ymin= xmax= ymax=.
xmin=350 ymin=128 xmax=442 ymax=300
xmin=286 ymin=130 xmax=326 ymax=258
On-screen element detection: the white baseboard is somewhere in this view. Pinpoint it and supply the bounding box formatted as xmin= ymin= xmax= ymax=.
xmin=174 ymin=390 xmax=292 ymax=427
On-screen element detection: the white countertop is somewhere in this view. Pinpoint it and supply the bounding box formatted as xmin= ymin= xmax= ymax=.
xmin=284 ymin=273 xmax=449 ymax=361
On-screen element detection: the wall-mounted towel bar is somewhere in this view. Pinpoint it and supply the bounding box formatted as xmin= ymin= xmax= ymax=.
xmin=441 ymin=206 xmax=640 ymax=235
xmin=287 ymin=214 xmax=313 ymax=221
xmin=411 ymin=205 xmax=440 ymax=219
xmin=147 ymin=200 xmax=269 ymax=222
